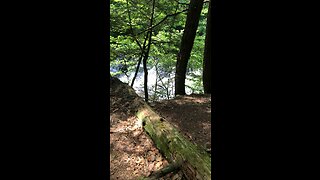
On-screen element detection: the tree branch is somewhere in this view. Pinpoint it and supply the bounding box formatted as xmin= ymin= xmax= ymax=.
xmin=130 ymin=32 xmax=149 ymax=87
xmin=151 ymin=40 xmax=173 ymax=44
xmin=137 ymin=8 xmax=189 ymax=35
xmin=126 ymin=0 xmax=144 ymax=52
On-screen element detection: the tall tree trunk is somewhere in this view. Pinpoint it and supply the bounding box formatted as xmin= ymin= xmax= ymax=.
xmin=143 ymin=0 xmax=156 ymax=103
xmin=175 ymin=0 xmax=204 ymax=96
xmin=143 ymin=51 xmax=149 ymax=102
xmin=203 ymin=0 xmax=213 ymax=94
xmin=142 ymin=31 xmax=151 ymax=103
xmin=127 ymin=0 xmax=149 ymax=88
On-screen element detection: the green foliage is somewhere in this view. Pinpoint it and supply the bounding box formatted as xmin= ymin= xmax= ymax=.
xmin=110 ymin=0 xmax=209 ymax=99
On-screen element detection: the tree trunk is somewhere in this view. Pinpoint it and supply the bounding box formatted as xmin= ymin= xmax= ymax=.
xmin=110 ymin=77 xmax=211 ymax=180
xmin=127 ymin=0 xmax=146 ymax=88
xmin=153 ymin=61 xmax=158 ymax=101
xmin=175 ymin=0 xmax=204 ymax=95
xmin=142 ymin=0 xmax=156 ymax=103
xmin=130 ymin=34 xmax=148 ymax=87
xmin=203 ymin=0 xmax=213 ymax=94
xmin=142 ymin=33 xmax=152 ymax=104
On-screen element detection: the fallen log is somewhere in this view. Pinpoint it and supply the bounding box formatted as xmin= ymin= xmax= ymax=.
xmin=110 ymin=77 xmax=211 ymax=179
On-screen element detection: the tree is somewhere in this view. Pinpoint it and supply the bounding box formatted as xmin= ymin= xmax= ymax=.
xmin=110 ymin=0 xmax=209 ymax=99
xmin=119 ymin=0 xmax=188 ymax=101
xmin=175 ymin=0 xmax=204 ymax=95
xmin=203 ymin=0 xmax=213 ymax=94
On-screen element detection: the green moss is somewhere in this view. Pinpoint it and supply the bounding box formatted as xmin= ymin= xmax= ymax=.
xmin=136 ymin=107 xmax=211 ymax=179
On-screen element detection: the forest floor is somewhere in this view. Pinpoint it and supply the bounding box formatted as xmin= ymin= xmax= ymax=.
xmin=110 ymin=80 xmax=212 ymax=180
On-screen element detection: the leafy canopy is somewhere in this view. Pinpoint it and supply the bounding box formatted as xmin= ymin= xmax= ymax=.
xmin=111 ymin=0 xmax=209 ymax=99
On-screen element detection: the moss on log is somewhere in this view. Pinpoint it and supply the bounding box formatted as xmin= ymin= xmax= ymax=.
xmin=110 ymin=77 xmax=211 ymax=179
xmin=137 ymin=106 xmax=211 ymax=179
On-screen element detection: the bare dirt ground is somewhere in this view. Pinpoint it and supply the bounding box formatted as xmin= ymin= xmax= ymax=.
xmin=151 ymin=94 xmax=212 ymax=151
xmin=110 ymin=78 xmax=212 ymax=179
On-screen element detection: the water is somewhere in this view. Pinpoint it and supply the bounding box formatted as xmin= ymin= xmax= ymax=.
xmin=113 ymin=66 xmax=201 ymax=101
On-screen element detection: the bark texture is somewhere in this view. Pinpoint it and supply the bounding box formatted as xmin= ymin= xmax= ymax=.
xmin=175 ymin=0 xmax=204 ymax=95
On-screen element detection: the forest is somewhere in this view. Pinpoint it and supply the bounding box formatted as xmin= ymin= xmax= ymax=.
xmin=110 ymin=0 xmax=213 ymax=179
